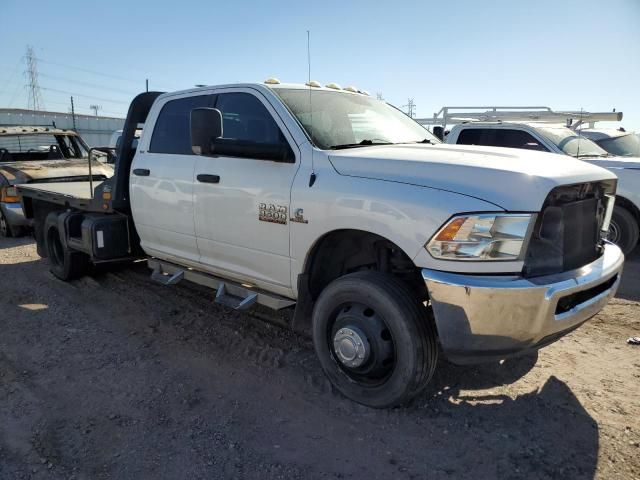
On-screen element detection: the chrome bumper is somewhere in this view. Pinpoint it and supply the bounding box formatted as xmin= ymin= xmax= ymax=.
xmin=0 ymin=202 xmax=27 ymax=227
xmin=423 ymin=242 xmax=624 ymax=364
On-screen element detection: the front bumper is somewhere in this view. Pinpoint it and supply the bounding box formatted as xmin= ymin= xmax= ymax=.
xmin=0 ymin=202 xmax=28 ymax=228
xmin=423 ymin=242 xmax=624 ymax=364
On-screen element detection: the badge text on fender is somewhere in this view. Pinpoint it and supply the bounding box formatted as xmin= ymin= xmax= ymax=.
xmin=259 ymin=203 xmax=288 ymax=225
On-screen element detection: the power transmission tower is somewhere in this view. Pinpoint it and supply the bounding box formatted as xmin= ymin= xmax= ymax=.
xmin=376 ymin=92 xmax=384 ymax=101
xmin=25 ymin=45 xmax=45 ymax=111
xmin=403 ymin=98 xmax=416 ymax=118
xmin=89 ymin=104 xmax=102 ymax=116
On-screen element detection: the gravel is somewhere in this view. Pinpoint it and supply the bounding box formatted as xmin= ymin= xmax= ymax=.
xmin=0 ymin=236 xmax=638 ymax=479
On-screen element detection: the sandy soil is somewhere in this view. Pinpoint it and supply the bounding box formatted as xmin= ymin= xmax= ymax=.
xmin=0 ymin=237 xmax=638 ymax=479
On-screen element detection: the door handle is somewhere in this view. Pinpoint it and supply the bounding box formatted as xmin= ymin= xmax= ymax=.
xmin=197 ymin=174 xmax=220 ymax=184
xmin=133 ymin=168 xmax=150 ymax=176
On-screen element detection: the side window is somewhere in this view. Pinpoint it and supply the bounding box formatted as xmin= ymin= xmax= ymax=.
xmin=456 ymin=128 xmax=548 ymax=151
xmin=456 ymin=128 xmax=492 ymax=145
xmin=215 ymin=93 xmax=287 ymax=146
xmin=494 ymin=130 xmax=548 ymax=151
xmin=150 ymin=95 xmax=213 ymax=154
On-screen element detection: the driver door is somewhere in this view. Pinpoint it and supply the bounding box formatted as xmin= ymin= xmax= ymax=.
xmin=193 ymin=90 xmax=300 ymax=294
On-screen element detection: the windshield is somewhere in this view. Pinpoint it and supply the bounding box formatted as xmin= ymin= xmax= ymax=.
xmin=274 ymin=89 xmax=440 ymax=149
xmin=0 ymin=133 xmax=89 ymax=163
xmin=537 ymin=126 xmax=608 ymax=158
xmin=595 ymin=133 xmax=640 ymax=157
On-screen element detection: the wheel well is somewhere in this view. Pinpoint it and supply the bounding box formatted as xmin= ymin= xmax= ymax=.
xmin=615 ymin=196 xmax=640 ymax=225
xmin=291 ymin=230 xmax=427 ymax=334
xmin=305 ymin=230 xmax=426 ymax=300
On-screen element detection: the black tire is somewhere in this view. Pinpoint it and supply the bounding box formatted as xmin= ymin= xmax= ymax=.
xmin=312 ymin=271 xmax=438 ymax=408
xmin=0 ymin=211 xmax=28 ymax=238
xmin=609 ymin=206 xmax=639 ymax=255
xmin=0 ymin=210 xmax=12 ymax=238
xmin=44 ymin=213 xmax=89 ymax=281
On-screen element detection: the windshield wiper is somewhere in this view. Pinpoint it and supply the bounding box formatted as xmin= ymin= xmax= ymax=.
xmin=329 ymin=139 xmax=394 ymax=150
xmin=413 ymin=138 xmax=434 ymax=144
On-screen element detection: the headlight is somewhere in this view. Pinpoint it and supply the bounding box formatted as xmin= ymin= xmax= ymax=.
xmin=426 ymin=213 xmax=534 ymax=261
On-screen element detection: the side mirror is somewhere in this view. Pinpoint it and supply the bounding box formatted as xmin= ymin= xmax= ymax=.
xmin=432 ymin=126 xmax=444 ymax=141
xmin=190 ymin=108 xmax=223 ymax=155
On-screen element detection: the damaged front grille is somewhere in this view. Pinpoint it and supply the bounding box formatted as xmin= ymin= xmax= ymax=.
xmin=523 ymin=181 xmax=615 ymax=277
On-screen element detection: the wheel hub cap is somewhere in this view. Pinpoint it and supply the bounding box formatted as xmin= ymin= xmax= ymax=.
xmin=333 ymin=327 xmax=369 ymax=368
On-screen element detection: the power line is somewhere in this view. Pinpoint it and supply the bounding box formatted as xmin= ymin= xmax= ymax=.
xmin=35 ymin=56 xmax=143 ymax=84
xmin=38 ymin=86 xmax=130 ymax=105
xmin=38 ymin=72 xmax=140 ymax=96
xmin=0 ymin=57 xmax=24 ymax=94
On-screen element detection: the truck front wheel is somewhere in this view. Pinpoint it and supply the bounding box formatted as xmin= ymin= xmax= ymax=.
xmin=312 ymin=271 xmax=438 ymax=408
xmin=45 ymin=214 xmax=89 ymax=281
xmin=609 ymin=206 xmax=639 ymax=255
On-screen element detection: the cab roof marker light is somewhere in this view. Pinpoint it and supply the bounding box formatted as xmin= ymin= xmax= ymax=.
xmin=264 ymin=77 xmax=281 ymax=85
xmin=325 ymin=82 xmax=342 ymax=90
xmin=360 ymin=90 xmax=371 ymax=96
xmin=343 ymin=86 xmax=358 ymax=93
xmin=305 ymin=80 xmax=322 ymax=87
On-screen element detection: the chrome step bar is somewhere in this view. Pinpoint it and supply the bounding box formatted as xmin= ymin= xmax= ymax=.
xmin=147 ymin=258 xmax=295 ymax=311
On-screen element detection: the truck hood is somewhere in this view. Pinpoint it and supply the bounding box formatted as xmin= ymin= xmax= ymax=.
xmin=582 ymin=156 xmax=640 ymax=171
xmin=328 ymin=144 xmax=616 ymax=211
xmin=0 ymin=158 xmax=113 ymax=184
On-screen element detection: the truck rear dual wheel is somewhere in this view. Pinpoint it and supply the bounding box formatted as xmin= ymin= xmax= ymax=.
xmin=312 ymin=271 xmax=438 ymax=408
xmin=44 ymin=213 xmax=89 ymax=281
xmin=609 ymin=206 xmax=639 ymax=255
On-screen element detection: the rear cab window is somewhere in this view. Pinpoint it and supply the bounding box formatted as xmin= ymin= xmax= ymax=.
xmin=0 ymin=133 xmax=87 ymax=162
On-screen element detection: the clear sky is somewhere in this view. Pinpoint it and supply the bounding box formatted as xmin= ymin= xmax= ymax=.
xmin=1 ymin=0 xmax=639 ymax=129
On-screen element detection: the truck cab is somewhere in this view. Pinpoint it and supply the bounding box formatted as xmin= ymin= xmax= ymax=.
xmin=17 ymin=84 xmax=624 ymax=407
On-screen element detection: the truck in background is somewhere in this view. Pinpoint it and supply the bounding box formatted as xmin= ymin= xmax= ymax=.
xmin=17 ymin=84 xmax=623 ymax=407
xmin=0 ymin=126 xmax=113 ymax=237
xmin=418 ymin=107 xmax=640 ymax=255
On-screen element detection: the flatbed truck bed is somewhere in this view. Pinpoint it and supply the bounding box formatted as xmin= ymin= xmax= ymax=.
xmin=18 ymin=181 xmax=104 ymax=211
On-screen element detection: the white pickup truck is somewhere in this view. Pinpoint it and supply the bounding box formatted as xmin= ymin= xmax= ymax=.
xmin=17 ymin=82 xmax=624 ymax=407
xmin=445 ymin=122 xmax=640 ymax=254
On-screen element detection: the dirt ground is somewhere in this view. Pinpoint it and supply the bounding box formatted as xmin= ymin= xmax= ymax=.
xmin=0 ymin=237 xmax=638 ymax=480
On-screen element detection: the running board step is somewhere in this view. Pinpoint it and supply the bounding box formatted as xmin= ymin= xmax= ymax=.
xmin=215 ymin=283 xmax=258 ymax=310
xmin=147 ymin=258 xmax=296 ymax=311
xmin=151 ymin=264 xmax=185 ymax=285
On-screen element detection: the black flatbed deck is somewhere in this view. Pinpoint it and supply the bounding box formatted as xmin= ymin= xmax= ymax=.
xmin=18 ymin=181 xmax=103 ymax=211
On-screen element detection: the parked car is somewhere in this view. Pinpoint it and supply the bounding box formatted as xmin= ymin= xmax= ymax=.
xmin=18 ymin=82 xmax=622 ymax=407
xmin=446 ymin=122 xmax=640 ymax=254
xmin=0 ymin=126 xmax=113 ymax=237
xmin=578 ymin=127 xmax=640 ymax=157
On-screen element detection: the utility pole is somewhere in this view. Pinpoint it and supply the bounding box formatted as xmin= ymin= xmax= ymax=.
xmin=70 ymin=96 xmax=77 ymax=131
xmin=403 ymin=98 xmax=416 ymax=118
xmin=89 ymin=104 xmax=101 ymax=116
xmin=25 ymin=45 xmax=44 ymax=111
xmin=146 ymin=78 xmax=149 ymax=92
